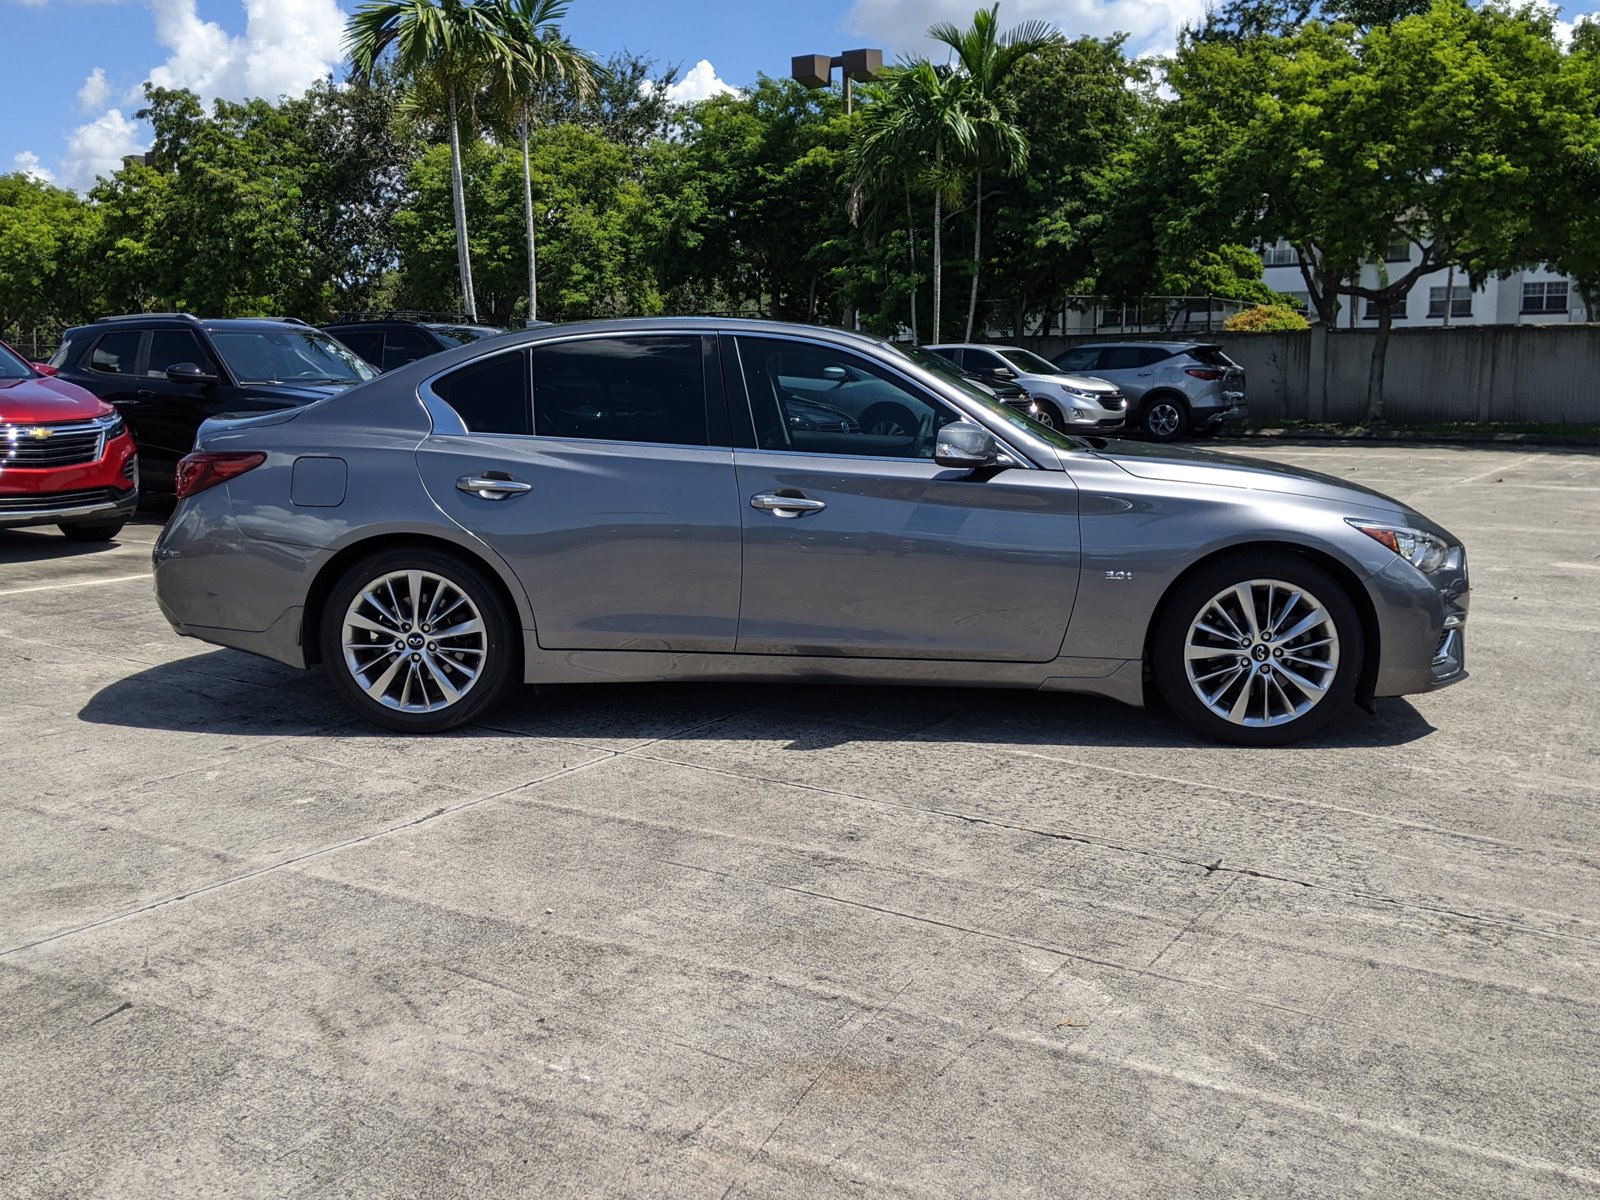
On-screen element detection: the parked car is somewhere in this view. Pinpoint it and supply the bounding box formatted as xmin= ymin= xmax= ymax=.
xmin=49 ymin=314 xmax=377 ymax=491
xmin=151 ymin=317 xmax=1469 ymax=746
xmin=322 ymin=319 xmax=509 ymax=373
xmin=0 ymin=338 xmax=138 ymax=540
xmin=925 ymin=343 xmax=1128 ymax=432
xmin=1051 ymin=342 xmax=1247 ymax=442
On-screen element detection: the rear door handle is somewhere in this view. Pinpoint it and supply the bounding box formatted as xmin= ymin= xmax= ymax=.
xmin=457 ymin=475 xmax=533 ymax=500
xmin=750 ymin=492 xmax=826 ymax=518
xmin=136 ymin=389 xmax=156 ymax=400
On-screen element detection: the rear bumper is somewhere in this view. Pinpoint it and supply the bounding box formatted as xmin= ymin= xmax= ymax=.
xmin=1196 ymin=395 xmax=1250 ymax=429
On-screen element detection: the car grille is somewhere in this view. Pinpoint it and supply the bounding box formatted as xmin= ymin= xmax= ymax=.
xmin=1097 ymin=392 xmax=1127 ymax=412
xmin=0 ymin=487 xmax=124 ymax=514
xmin=0 ymin=420 xmax=106 ymax=468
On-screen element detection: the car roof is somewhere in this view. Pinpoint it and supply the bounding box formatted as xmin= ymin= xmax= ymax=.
xmin=74 ymin=314 xmax=319 ymax=333
xmin=1071 ymin=341 xmax=1214 ymax=351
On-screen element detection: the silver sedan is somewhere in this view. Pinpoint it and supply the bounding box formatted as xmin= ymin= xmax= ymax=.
xmin=152 ymin=318 xmax=1469 ymax=745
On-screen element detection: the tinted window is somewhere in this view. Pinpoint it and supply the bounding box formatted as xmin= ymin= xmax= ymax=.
xmin=1140 ymin=346 xmax=1176 ymax=367
xmin=89 ymin=331 xmax=141 ymax=374
xmin=383 ymin=329 xmax=438 ymax=371
xmin=1096 ymin=346 xmax=1149 ymax=371
xmin=532 ymin=336 xmax=707 ymax=447
xmin=146 ymin=330 xmax=216 ymax=377
xmin=1054 ymin=349 xmax=1100 ymax=372
xmin=737 ymin=335 xmax=958 ymax=460
xmin=333 ymin=329 xmax=384 ymax=366
xmin=964 ymin=348 xmax=1006 ymax=371
xmin=1184 ymin=346 xmax=1234 ymax=368
xmin=431 ymin=349 xmax=532 ymax=435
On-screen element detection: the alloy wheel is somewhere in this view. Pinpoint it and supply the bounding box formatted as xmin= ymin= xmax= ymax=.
xmin=1145 ymin=401 xmax=1183 ymax=439
xmin=341 ymin=569 xmax=487 ymax=713
xmin=1182 ymin=578 xmax=1340 ymax=728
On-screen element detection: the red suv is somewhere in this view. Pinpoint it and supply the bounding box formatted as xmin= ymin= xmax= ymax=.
xmin=0 ymin=340 xmax=138 ymax=541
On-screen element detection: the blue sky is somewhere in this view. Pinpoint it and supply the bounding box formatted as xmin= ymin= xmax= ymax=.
xmin=5 ymin=0 xmax=1597 ymax=191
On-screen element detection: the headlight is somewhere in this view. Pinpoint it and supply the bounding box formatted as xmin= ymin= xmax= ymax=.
xmin=1348 ymin=520 xmax=1451 ymax=574
xmin=98 ymin=413 xmax=126 ymax=439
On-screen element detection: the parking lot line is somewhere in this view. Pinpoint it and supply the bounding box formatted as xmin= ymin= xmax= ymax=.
xmin=0 ymin=572 xmax=149 ymax=597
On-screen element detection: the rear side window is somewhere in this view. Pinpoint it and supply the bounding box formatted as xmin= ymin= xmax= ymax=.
xmin=89 ymin=331 xmax=141 ymax=374
xmin=1140 ymin=346 xmax=1177 ymax=367
xmin=430 ymin=349 xmax=532 ymax=435
xmin=146 ymin=330 xmax=217 ymax=377
xmin=532 ymin=336 xmax=708 ymax=447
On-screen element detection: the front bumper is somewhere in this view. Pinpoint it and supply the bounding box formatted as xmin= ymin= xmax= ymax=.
xmin=1367 ymin=550 xmax=1470 ymax=697
xmin=0 ymin=430 xmax=139 ymax=528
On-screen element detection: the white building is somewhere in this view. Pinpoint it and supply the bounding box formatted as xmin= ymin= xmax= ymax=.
xmin=1259 ymin=239 xmax=1591 ymax=326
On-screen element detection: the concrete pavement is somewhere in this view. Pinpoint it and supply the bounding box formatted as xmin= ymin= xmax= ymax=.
xmin=1 ymin=443 xmax=1597 ymax=1198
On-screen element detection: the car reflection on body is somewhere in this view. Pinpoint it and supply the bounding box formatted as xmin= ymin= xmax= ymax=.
xmin=152 ymin=318 xmax=1468 ymax=746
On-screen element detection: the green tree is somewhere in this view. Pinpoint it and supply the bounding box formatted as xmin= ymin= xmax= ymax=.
xmin=0 ymin=174 xmax=98 ymax=344
xmin=928 ymin=5 xmax=1063 ymax=340
xmin=347 ymin=0 xmax=527 ymax=321
xmin=1167 ymin=0 xmax=1579 ymax=420
xmin=481 ymin=0 xmax=600 ymax=322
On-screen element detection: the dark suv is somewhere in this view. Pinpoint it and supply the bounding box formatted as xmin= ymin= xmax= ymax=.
xmin=50 ymin=314 xmax=377 ymax=491
xmin=321 ymin=318 xmax=508 ymax=373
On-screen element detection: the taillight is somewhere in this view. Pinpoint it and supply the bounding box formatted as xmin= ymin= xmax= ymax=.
xmin=175 ymin=451 xmax=266 ymax=499
xmin=1185 ymin=368 xmax=1225 ymax=380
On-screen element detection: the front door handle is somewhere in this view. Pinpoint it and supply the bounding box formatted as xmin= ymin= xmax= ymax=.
xmin=750 ymin=491 xmax=826 ymax=518
xmin=136 ymin=389 xmax=157 ymax=400
xmin=457 ymin=475 xmax=533 ymax=500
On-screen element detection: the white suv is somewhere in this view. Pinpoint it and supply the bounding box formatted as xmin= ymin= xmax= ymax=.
xmin=1052 ymin=342 xmax=1248 ymax=442
xmin=926 ymin=344 xmax=1128 ymax=432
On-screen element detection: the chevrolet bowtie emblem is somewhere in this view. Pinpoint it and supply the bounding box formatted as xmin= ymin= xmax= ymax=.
xmin=28 ymin=427 xmax=52 ymax=440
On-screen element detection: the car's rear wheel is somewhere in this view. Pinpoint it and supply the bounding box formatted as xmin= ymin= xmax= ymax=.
xmin=1152 ymin=552 xmax=1363 ymax=746
xmin=58 ymin=520 xmax=126 ymax=542
xmin=859 ymin=402 xmax=917 ymax=437
xmin=319 ymin=548 xmax=518 ymax=733
xmin=1140 ymin=395 xmax=1190 ymax=442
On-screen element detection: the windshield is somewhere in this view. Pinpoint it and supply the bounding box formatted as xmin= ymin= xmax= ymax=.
xmin=881 ymin=341 xmax=1087 ymax=452
xmin=426 ymin=324 xmax=506 ymax=347
xmin=210 ymin=329 xmax=378 ymax=385
xmin=998 ymin=347 xmax=1067 ymax=375
xmin=0 ymin=342 xmax=34 ymax=381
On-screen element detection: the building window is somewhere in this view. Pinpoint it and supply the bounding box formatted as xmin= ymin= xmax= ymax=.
xmin=1363 ymin=299 xmax=1407 ymax=320
xmin=1260 ymin=241 xmax=1298 ymax=267
xmin=1426 ymin=286 xmax=1472 ymax=319
xmin=1383 ymin=236 xmax=1412 ymax=263
xmin=1521 ymin=281 xmax=1569 ymax=314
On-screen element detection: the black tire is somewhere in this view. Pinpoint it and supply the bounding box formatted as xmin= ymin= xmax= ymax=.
xmin=319 ymin=546 xmax=519 ymax=733
xmin=1030 ymin=400 xmax=1063 ymax=430
xmin=859 ymin=402 xmax=918 ymax=437
xmin=58 ymin=520 xmax=126 ymax=542
xmin=1140 ymin=394 xmax=1190 ymax=442
xmin=1151 ymin=551 xmax=1363 ymax=747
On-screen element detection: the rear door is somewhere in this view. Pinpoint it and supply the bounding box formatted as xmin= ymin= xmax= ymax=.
xmin=728 ymin=334 xmax=1080 ymax=662
xmin=415 ymin=334 xmax=744 ymax=653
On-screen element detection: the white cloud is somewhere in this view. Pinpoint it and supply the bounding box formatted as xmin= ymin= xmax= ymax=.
xmin=13 ymin=151 xmax=56 ymax=184
xmin=846 ymin=0 xmax=1207 ymax=60
xmin=664 ymin=60 xmax=737 ymax=105
xmin=145 ymin=0 xmax=346 ymax=104
xmin=77 ymin=67 xmax=112 ymax=112
xmin=60 ymin=108 xmax=145 ymax=191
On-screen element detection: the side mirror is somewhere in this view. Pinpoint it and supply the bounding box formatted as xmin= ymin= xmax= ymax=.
xmin=32 ymin=362 xmax=58 ymax=377
xmin=821 ymin=365 xmax=849 ymax=382
xmin=934 ymin=421 xmax=999 ymax=469
xmin=166 ymin=362 xmax=218 ymax=386
xmin=990 ymin=365 xmax=1016 ymax=380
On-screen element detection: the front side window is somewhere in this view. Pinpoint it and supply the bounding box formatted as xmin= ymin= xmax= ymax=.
xmin=209 ymin=329 xmax=377 ymax=385
xmin=1054 ymin=348 xmax=1100 ymax=372
xmin=146 ymin=330 xmax=218 ymax=377
xmin=431 ymin=349 xmax=532 ymax=435
xmin=532 ymin=336 xmax=708 ymax=447
xmin=89 ymin=331 xmax=141 ymax=375
xmin=737 ymin=335 xmax=960 ymax=460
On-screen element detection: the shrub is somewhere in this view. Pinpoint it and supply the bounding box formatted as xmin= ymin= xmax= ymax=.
xmin=1224 ymin=303 xmax=1311 ymax=333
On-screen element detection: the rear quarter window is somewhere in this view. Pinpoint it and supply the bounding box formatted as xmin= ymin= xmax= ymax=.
xmin=1184 ymin=346 xmax=1235 ymax=368
xmin=430 ymin=349 xmax=533 ymax=435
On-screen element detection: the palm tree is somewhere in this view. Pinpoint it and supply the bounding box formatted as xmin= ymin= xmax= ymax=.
xmin=482 ymin=0 xmax=599 ymax=324
xmin=853 ymin=61 xmax=976 ymax=341
xmin=929 ymin=6 xmax=1062 ymax=341
xmin=347 ymin=0 xmax=523 ymax=321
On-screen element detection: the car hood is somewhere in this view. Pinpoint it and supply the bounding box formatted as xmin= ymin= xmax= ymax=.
xmin=1022 ymin=371 xmax=1119 ymax=395
xmin=0 ymin=374 xmax=114 ymax=423
xmin=1089 ymin=438 xmax=1414 ymax=516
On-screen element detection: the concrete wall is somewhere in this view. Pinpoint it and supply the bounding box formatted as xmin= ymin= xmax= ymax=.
xmin=1026 ymin=325 xmax=1600 ymax=425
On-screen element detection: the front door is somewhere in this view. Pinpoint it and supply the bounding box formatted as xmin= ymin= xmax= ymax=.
xmin=416 ymin=334 xmax=743 ymax=653
xmin=728 ymin=334 xmax=1080 ymax=662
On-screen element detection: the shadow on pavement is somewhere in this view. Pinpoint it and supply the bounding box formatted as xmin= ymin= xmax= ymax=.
xmin=78 ymin=646 xmax=1438 ymax=751
xmin=0 ymin=528 xmax=126 ymax=563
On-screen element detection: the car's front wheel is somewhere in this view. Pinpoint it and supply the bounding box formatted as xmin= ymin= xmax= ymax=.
xmin=1140 ymin=395 xmax=1189 ymax=441
xmin=1152 ymin=552 xmax=1363 ymax=746
xmin=319 ymin=548 xmax=518 ymax=733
